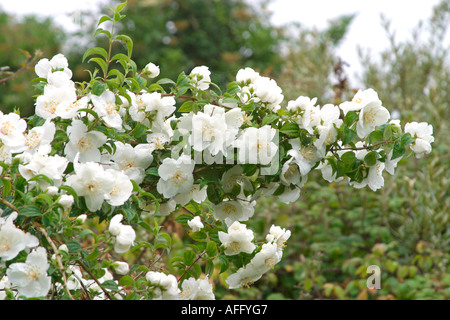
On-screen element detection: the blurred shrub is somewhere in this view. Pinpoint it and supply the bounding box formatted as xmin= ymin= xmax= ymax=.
xmin=229 ymin=0 xmax=449 ymax=300
xmin=0 ymin=10 xmax=65 ymax=115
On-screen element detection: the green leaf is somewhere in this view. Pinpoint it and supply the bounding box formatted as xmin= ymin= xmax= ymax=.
xmin=341 ymin=151 xmax=356 ymax=164
xmin=344 ymin=111 xmax=359 ymax=126
xmin=183 ymin=250 xmax=196 ymax=266
xmin=367 ymin=130 xmax=384 ymax=144
xmin=262 ymin=113 xmax=278 ymax=126
xmin=110 ymin=53 xmax=131 ymax=63
xmin=118 ymin=275 xmax=135 ymax=288
xmin=219 ymin=255 xmax=229 ymax=273
xmin=175 ymin=213 xmax=194 ymax=226
xmin=280 ymin=122 xmax=300 ymax=137
xmin=91 ymin=81 xmax=107 ymax=96
xmin=97 ymin=15 xmax=113 ymax=27
xmin=205 ymin=260 xmax=214 ymax=277
xmin=114 ymin=1 xmax=128 ymax=14
xmin=66 ymin=240 xmax=81 ymax=253
xmin=114 ymin=34 xmax=133 ymax=57
xmin=88 ymin=57 xmax=108 ymax=77
xmin=342 ymin=127 xmax=357 ymax=145
xmin=392 ymin=141 xmax=405 ymax=160
xmin=82 ymin=47 xmax=108 ymax=63
xmin=178 ymin=100 xmax=194 ymax=113
xmin=156 ymin=78 xmax=176 ymax=86
xmin=102 ymin=280 xmax=119 ymax=291
xmin=364 ymin=151 xmax=378 ymax=167
xmin=18 ymin=205 xmax=42 ymax=217
xmin=206 ymin=241 xmax=218 ymax=257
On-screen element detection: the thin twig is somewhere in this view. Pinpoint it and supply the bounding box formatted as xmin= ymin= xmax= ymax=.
xmin=34 ymin=223 xmax=75 ymax=300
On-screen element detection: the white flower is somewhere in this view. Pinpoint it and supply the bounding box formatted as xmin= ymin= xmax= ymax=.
xmin=58 ymin=194 xmax=74 ymax=209
xmin=35 ymin=54 xmax=71 ymax=79
xmin=356 ymin=100 xmax=390 ymax=139
xmin=404 ymin=122 xmax=434 ymax=158
xmin=339 ymin=88 xmax=380 ymax=115
xmin=191 ymin=104 xmax=229 ymax=156
xmin=91 ymin=90 xmax=123 ymax=130
xmin=187 ymin=216 xmax=204 ymax=233
xmin=64 ymin=157 xmax=115 ymax=212
xmin=108 ymin=214 xmax=136 ymax=254
xmin=113 ymin=261 xmax=130 ymax=275
xmin=314 ymin=104 xmax=343 ymax=156
xmin=286 ymin=138 xmax=320 ymax=177
xmin=287 ymin=96 xmax=317 ymax=113
xmin=218 ymin=221 xmax=256 ymax=255
xmin=349 ymin=143 xmax=385 ymax=191
xmin=0 ymin=212 xmax=39 ymax=262
xmin=45 ymin=186 xmax=59 ymax=196
xmin=253 ymin=76 xmax=284 ymax=111
xmin=105 ymin=169 xmax=133 ymax=207
xmin=235 ymin=125 xmax=278 ymax=165
xmin=179 ymin=276 xmax=215 ymax=300
xmin=18 ymin=153 xmax=68 ymax=189
xmin=213 ymin=199 xmax=254 ymax=225
xmin=145 ymin=271 xmax=180 ymax=300
xmin=174 ymin=184 xmax=207 ymax=206
xmin=143 ymin=62 xmax=160 ymax=78
xmin=248 ymin=242 xmax=281 ymax=274
xmin=76 ymin=214 xmax=87 ymax=224
xmin=0 ymin=276 xmax=12 ymax=300
xmin=156 ymin=155 xmax=195 ymax=198
xmin=298 ymin=104 xmax=321 ymax=134
xmin=107 ymin=141 xmax=154 ymax=185
xmin=190 ymin=66 xmax=211 ymax=91
xmin=385 ymin=150 xmax=402 ymax=175
xmin=225 ymin=264 xmax=262 ymax=289
xmin=147 ymin=132 xmax=170 ymax=150
xmin=64 ymin=120 xmax=107 ymax=163
xmin=144 ymin=92 xmax=176 ymax=129
xmin=35 ymin=85 xmax=77 ymax=120
xmin=236 ymin=67 xmax=260 ymax=84
xmin=158 ymin=199 xmax=177 ymax=216
xmin=0 ymin=112 xmax=27 ymax=153
xmin=266 ymin=225 xmax=291 ymax=252
xmin=23 ymin=119 xmax=55 ymax=155
xmin=221 ymin=165 xmax=252 ymax=193
xmin=6 ymin=247 xmax=51 ymax=298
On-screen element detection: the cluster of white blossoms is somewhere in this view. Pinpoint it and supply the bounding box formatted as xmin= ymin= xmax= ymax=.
xmin=226 ymin=225 xmax=290 ymax=289
xmin=0 ymin=44 xmax=435 ymax=300
xmin=0 ymin=212 xmax=50 ymax=298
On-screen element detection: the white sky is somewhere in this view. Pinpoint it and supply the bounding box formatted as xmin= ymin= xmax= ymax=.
xmin=0 ymin=0 xmax=447 ymax=83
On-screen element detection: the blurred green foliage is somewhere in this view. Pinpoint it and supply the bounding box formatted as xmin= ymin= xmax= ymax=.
xmin=0 ymin=0 xmax=448 ymax=300
xmin=0 ymin=10 xmax=65 ymax=115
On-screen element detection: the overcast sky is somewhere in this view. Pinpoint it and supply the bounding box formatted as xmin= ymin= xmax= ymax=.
xmin=0 ymin=0 xmax=447 ymax=84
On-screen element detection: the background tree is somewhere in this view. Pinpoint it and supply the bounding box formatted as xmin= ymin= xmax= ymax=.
xmin=0 ymin=9 xmax=65 ymax=115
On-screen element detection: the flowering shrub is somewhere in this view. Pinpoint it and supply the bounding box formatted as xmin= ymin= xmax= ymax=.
xmin=0 ymin=2 xmax=434 ymax=300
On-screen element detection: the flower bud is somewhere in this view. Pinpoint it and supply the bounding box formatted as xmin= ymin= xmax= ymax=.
xmin=143 ymin=62 xmax=160 ymax=78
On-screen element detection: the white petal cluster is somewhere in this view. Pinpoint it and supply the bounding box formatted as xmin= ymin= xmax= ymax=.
xmin=189 ymin=66 xmax=211 ymax=91
xmin=108 ymin=214 xmax=136 ymax=254
xmin=6 ymin=247 xmax=51 ymax=298
xmin=235 ymin=125 xmax=278 ymax=165
xmin=179 ymin=276 xmax=215 ymax=300
xmin=0 ymin=212 xmax=39 ymax=262
xmin=157 ymin=155 xmax=195 ymax=199
xmin=236 ymin=67 xmax=284 ymax=111
xmin=404 ymin=122 xmax=434 ymax=158
xmin=225 ymin=224 xmax=290 ymax=289
xmin=187 ymin=216 xmax=204 ymax=232
xmin=218 ymin=221 xmax=256 ymax=255
xmin=145 ymin=271 xmax=180 ymax=300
